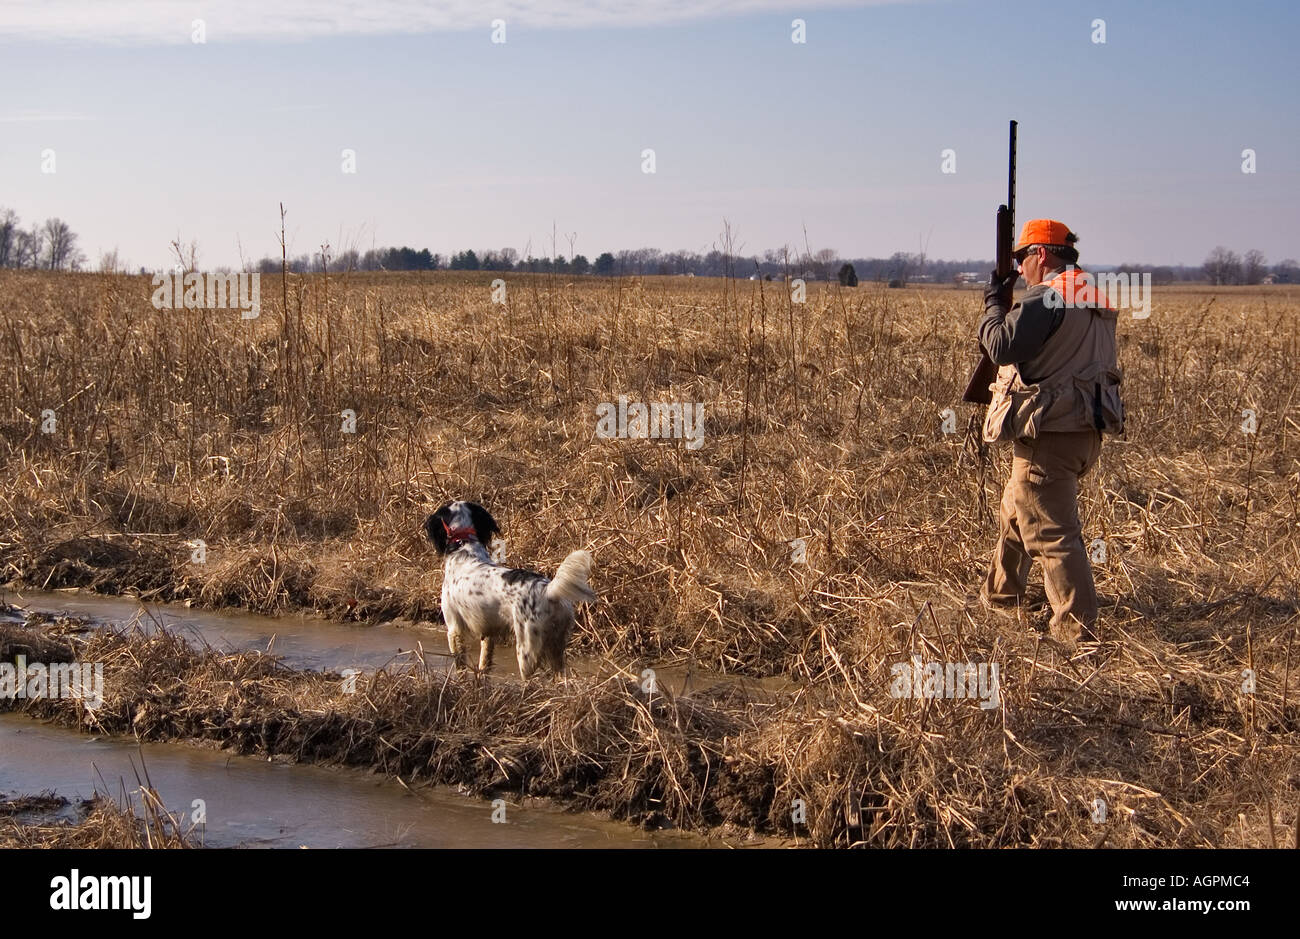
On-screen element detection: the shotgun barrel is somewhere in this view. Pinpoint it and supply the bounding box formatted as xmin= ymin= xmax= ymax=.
xmin=962 ymin=120 xmax=1018 ymax=405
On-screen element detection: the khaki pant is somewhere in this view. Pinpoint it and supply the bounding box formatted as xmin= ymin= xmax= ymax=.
xmin=983 ymin=429 xmax=1103 ymax=641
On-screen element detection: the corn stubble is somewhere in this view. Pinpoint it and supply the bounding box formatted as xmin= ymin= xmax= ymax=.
xmin=1 ymin=269 xmax=1298 ymax=847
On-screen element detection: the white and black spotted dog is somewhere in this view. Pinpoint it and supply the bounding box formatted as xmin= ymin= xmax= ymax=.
xmin=423 ymin=500 xmax=596 ymax=679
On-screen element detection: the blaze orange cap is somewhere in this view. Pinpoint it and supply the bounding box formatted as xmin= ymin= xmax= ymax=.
xmin=1014 ymin=219 xmax=1074 ymax=258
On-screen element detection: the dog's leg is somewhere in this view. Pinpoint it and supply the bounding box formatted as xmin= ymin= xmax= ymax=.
xmin=445 ymin=612 xmax=467 ymax=670
xmin=512 ymin=611 xmax=536 ymax=681
xmin=478 ymin=636 xmax=495 ymax=672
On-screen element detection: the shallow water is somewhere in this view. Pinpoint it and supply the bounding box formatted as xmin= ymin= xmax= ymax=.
xmin=3 ymin=588 xmax=796 ymax=698
xmin=3 ymin=588 xmax=429 ymax=675
xmin=1 ymin=588 xmax=778 ymax=848
xmin=0 ymin=714 xmax=704 ymax=848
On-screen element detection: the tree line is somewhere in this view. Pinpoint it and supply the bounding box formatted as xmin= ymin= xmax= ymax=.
xmin=252 ymin=244 xmax=1299 ymax=286
xmin=1202 ymin=247 xmax=1296 ymax=285
xmin=4 ymin=208 xmax=1296 ymax=285
xmin=250 ymin=246 xmax=1001 ymax=282
xmin=0 ymin=208 xmax=84 ymax=271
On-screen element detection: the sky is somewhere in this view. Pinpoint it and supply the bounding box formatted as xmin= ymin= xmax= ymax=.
xmin=1 ymin=0 xmax=1297 ymax=270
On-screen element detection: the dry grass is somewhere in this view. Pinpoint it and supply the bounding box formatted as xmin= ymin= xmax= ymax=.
xmin=0 ymin=789 xmax=192 ymax=849
xmin=2 ymin=270 xmax=1299 ymax=846
xmin=3 ymin=609 xmax=1296 ymax=847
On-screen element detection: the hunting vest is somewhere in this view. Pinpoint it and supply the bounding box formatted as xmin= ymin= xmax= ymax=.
xmin=983 ymin=266 xmax=1125 ymax=444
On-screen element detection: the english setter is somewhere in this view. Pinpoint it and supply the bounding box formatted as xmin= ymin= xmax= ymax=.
xmin=423 ymin=500 xmax=595 ymax=678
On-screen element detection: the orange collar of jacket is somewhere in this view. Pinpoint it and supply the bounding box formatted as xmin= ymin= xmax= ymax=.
xmin=1045 ymin=266 xmax=1110 ymax=309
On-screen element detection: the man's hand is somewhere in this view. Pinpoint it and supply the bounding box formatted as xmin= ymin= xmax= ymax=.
xmin=983 ymin=269 xmax=1019 ymax=314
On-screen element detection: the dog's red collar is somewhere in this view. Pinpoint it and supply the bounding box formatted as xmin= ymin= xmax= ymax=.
xmin=442 ymin=521 xmax=478 ymax=545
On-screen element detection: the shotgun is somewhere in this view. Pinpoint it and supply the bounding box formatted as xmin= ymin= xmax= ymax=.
xmin=962 ymin=119 xmax=1017 ymax=405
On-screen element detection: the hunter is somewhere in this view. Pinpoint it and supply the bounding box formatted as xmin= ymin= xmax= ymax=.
xmin=977 ymin=219 xmax=1125 ymax=645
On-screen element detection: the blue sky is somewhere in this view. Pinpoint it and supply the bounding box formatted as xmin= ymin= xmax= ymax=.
xmin=1 ymin=0 xmax=1296 ymax=269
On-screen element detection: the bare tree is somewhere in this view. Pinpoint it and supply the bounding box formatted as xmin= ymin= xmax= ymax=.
xmin=15 ymin=224 xmax=43 ymax=268
xmin=334 ymin=248 xmax=360 ymax=272
xmin=814 ymin=248 xmax=837 ymax=280
xmin=888 ymin=251 xmax=920 ymax=286
xmin=1203 ymin=246 xmax=1242 ymax=285
xmin=98 ymin=247 xmax=124 ymax=273
xmin=1274 ymin=259 xmax=1300 ymax=284
xmin=42 ymin=217 xmax=81 ymax=270
xmin=1242 ymin=249 xmax=1268 ymax=285
xmin=0 ymin=208 xmax=17 ymax=267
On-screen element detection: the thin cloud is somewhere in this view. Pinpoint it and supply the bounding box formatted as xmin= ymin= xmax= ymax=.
xmin=0 ymin=110 xmax=95 ymax=121
xmin=0 ymin=0 xmax=906 ymax=44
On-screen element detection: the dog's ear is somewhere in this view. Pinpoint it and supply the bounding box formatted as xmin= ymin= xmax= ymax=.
xmin=466 ymin=502 xmax=500 ymax=545
xmin=424 ymin=504 xmax=452 ymax=555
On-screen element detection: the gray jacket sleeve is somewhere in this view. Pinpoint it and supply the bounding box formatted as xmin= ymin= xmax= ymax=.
xmin=978 ymin=284 xmax=1066 ymax=366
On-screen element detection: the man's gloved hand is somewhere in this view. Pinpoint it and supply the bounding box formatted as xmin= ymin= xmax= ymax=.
xmin=983 ymin=269 xmax=1019 ymax=313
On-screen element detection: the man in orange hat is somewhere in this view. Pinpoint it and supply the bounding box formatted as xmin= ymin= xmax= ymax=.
xmin=976 ymin=219 xmax=1125 ymax=646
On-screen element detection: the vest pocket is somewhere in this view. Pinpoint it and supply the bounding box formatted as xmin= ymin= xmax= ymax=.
xmin=983 ymin=375 xmax=1057 ymax=443
xmin=1008 ymin=384 xmax=1051 ymax=439
xmin=1073 ymin=364 xmax=1124 ymax=435
xmin=982 ymin=366 xmax=1017 ymax=443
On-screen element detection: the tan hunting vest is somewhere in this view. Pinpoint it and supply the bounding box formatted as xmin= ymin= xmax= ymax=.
xmin=983 ymin=266 xmax=1125 ymax=444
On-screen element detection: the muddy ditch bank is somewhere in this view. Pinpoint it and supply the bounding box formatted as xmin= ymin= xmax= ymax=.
xmin=7 ymin=595 xmax=1286 ymax=848
xmin=0 ymin=616 xmax=807 ymax=844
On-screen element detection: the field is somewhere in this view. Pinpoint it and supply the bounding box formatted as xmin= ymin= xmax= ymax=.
xmin=2 ymin=269 xmax=1298 ymax=847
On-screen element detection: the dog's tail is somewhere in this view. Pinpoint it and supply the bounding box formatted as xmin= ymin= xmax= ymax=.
xmin=546 ymin=550 xmax=596 ymax=604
